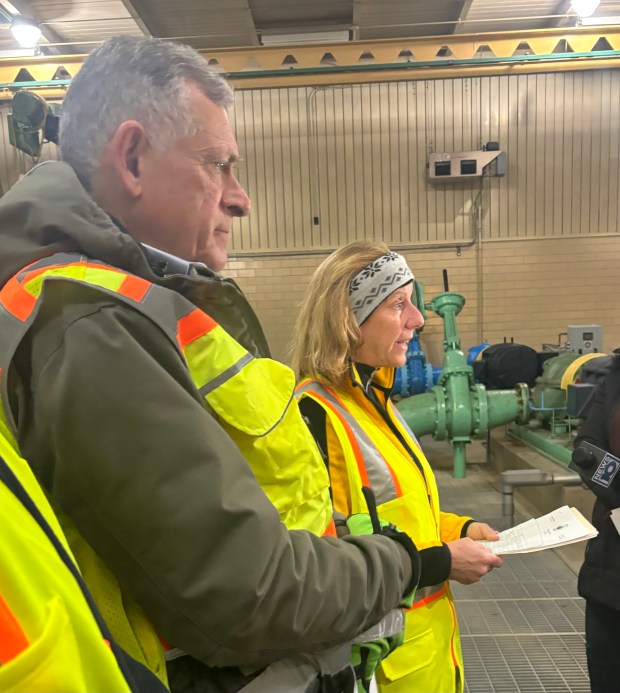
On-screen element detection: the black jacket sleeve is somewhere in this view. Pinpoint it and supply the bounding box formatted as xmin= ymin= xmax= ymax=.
xmin=574 ymin=377 xmax=610 ymax=452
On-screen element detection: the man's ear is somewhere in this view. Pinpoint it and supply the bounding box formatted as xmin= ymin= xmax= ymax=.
xmin=105 ymin=120 xmax=149 ymax=198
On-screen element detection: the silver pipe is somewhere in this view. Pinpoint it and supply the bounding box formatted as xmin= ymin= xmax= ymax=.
xmin=500 ymin=469 xmax=582 ymax=525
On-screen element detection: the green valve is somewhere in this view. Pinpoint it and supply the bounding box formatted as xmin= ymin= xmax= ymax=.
xmin=396 ymin=273 xmax=529 ymax=478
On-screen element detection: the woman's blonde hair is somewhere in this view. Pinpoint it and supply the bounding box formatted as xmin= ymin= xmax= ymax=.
xmin=290 ymin=239 xmax=391 ymax=387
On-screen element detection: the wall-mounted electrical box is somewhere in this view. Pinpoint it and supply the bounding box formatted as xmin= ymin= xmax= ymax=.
xmin=428 ymin=143 xmax=506 ymax=181
xmin=568 ymin=325 xmax=603 ymax=355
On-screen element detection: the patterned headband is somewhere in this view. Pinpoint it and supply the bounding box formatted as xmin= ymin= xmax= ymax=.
xmin=349 ymin=252 xmax=414 ymax=325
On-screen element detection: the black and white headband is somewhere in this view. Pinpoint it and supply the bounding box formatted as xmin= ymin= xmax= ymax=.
xmin=348 ymin=252 xmax=414 ymax=325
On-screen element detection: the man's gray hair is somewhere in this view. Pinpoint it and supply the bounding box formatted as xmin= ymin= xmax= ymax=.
xmin=59 ymin=35 xmax=233 ymax=189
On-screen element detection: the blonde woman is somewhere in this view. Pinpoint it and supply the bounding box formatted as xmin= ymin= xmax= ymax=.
xmin=292 ymin=240 xmax=502 ymax=693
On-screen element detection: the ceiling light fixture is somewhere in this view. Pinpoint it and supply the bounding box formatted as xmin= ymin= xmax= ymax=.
xmin=10 ymin=16 xmax=41 ymax=48
xmin=570 ymin=0 xmax=601 ymax=18
xmin=581 ymin=14 xmax=620 ymax=25
xmin=260 ymin=29 xmax=350 ymax=46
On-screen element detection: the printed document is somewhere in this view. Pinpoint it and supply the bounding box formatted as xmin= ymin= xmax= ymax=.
xmin=477 ymin=505 xmax=597 ymax=555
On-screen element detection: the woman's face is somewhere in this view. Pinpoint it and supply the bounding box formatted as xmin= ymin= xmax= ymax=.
xmin=350 ymin=282 xmax=425 ymax=369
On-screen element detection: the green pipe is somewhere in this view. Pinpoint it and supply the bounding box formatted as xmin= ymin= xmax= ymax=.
xmin=452 ymin=441 xmax=467 ymax=479
xmin=228 ymin=49 xmax=620 ymax=80
xmin=486 ymin=388 xmax=530 ymax=429
xmin=398 ymin=384 xmax=528 ymax=439
xmin=507 ymin=422 xmax=572 ymax=467
xmin=396 ymin=287 xmax=530 ymax=477
xmin=398 ymin=391 xmax=438 ymax=438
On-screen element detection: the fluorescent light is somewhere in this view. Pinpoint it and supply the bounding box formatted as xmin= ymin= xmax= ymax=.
xmin=11 ymin=18 xmax=41 ymax=48
xmin=581 ymin=14 xmax=620 ymax=25
xmin=570 ymin=0 xmax=601 ymax=18
xmin=0 ymin=47 xmax=35 ymax=57
xmin=260 ymin=29 xmax=350 ymax=46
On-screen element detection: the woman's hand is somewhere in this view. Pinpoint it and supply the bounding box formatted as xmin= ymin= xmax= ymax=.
xmin=465 ymin=521 xmax=500 ymax=541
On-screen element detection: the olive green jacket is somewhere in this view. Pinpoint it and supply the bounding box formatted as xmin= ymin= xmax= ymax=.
xmin=0 ymin=161 xmax=412 ymax=670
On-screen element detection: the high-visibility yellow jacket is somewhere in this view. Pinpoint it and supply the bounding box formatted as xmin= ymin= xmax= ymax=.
xmin=297 ymin=365 xmax=469 ymax=693
xmin=0 ymin=253 xmax=334 ymax=681
xmin=0 ymin=432 xmax=136 ymax=692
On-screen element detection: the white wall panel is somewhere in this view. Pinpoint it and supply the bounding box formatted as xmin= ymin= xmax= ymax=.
xmin=231 ymin=69 xmax=620 ymax=252
xmin=1 ymin=69 xmax=619 ymax=252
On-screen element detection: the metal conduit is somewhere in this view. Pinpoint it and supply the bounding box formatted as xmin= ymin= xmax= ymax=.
xmin=501 ymin=469 xmax=583 ymax=526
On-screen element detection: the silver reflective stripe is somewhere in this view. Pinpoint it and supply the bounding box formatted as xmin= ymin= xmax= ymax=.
xmin=413 ymin=582 xmax=445 ymax=605
xmin=352 ymin=608 xmax=403 ymax=643
xmin=15 ymin=252 xmax=87 ymax=281
xmin=297 ymin=381 xmax=398 ymax=505
xmin=238 ymin=643 xmax=353 ymax=693
xmin=0 ymin=302 xmax=39 ymax=438
xmin=198 ymin=352 xmax=254 ymax=396
xmin=389 ymin=401 xmax=420 ymax=445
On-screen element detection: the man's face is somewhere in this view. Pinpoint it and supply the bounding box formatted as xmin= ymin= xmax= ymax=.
xmin=132 ymin=83 xmax=250 ymax=271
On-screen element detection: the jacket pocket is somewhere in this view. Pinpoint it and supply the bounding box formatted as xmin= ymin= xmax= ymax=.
xmin=377 ymin=493 xmax=431 ymax=543
xmin=379 ymin=625 xmax=436 ymax=681
xmin=0 ymin=596 xmax=90 ymax=692
xmin=206 ymin=358 xmax=294 ymax=436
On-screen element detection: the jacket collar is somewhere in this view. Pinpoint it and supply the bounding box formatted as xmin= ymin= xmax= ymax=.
xmin=348 ymin=361 xmax=395 ymax=397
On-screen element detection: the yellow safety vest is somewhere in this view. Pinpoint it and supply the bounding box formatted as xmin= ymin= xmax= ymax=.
xmin=0 ymin=252 xmax=334 ymax=681
xmin=0 ymin=432 xmax=135 ymax=692
xmin=296 ymin=376 xmax=465 ymax=693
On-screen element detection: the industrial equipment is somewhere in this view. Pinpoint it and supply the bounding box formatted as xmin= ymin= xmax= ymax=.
xmin=8 ymin=90 xmax=61 ymax=157
xmin=428 ymin=142 xmax=506 ymax=181
xmin=394 ymin=332 xmax=491 ymax=398
xmin=396 ymin=270 xmax=529 ymax=478
xmin=393 ymin=333 xmax=441 ymax=397
xmin=508 ymin=347 xmax=610 ymax=466
xmin=567 ymin=324 xmax=603 ymax=354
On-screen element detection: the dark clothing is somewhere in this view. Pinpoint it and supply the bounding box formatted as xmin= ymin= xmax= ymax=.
xmin=575 ymin=356 xmax=620 ymax=612
xmin=574 ymin=356 xmax=620 ymax=693
xmin=585 ymin=601 xmax=620 ymax=693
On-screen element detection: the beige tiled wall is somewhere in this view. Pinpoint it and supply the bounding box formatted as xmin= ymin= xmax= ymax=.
xmin=226 ymin=234 xmax=620 ymax=364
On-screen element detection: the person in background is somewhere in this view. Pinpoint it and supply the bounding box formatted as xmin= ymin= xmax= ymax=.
xmin=0 ymin=37 xmax=420 ymax=693
xmin=291 ymin=239 xmax=504 ymax=693
xmin=573 ymin=353 xmax=620 ymax=693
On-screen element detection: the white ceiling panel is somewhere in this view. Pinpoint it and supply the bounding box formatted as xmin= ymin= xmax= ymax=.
xmin=0 ymin=0 xmax=617 ymax=55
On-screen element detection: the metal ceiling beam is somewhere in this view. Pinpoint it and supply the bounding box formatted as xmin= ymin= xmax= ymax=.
xmin=118 ymin=0 xmax=152 ymax=37
xmin=0 ymin=25 xmax=620 ymax=95
xmin=351 ymin=0 xmax=361 ymax=41
xmin=546 ymin=0 xmax=574 ymax=28
xmin=453 ymin=0 xmax=476 ymax=35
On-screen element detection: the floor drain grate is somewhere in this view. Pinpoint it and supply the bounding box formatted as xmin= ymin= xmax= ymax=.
xmin=432 ymin=465 xmax=590 ymax=692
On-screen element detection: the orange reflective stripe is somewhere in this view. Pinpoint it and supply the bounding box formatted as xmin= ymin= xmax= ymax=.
xmin=0 ymin=594 xmax=29 ymax=664
xmin=1 ymin=259 xmax=151 ymax=322
xmin=322 ymin=517 xmax=337 ymax=537
xmin=177 ymin=308 xmax=217 ymax=349
xmin=0 ymin=274 xmax=37 ymax=321
xmin=405 ymin=583 xmax=447 ymax=611
xmin=447 ymin=596 xmax=460 ymax=670
xmin=118 ymin=273 xmax=150 ymax=302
